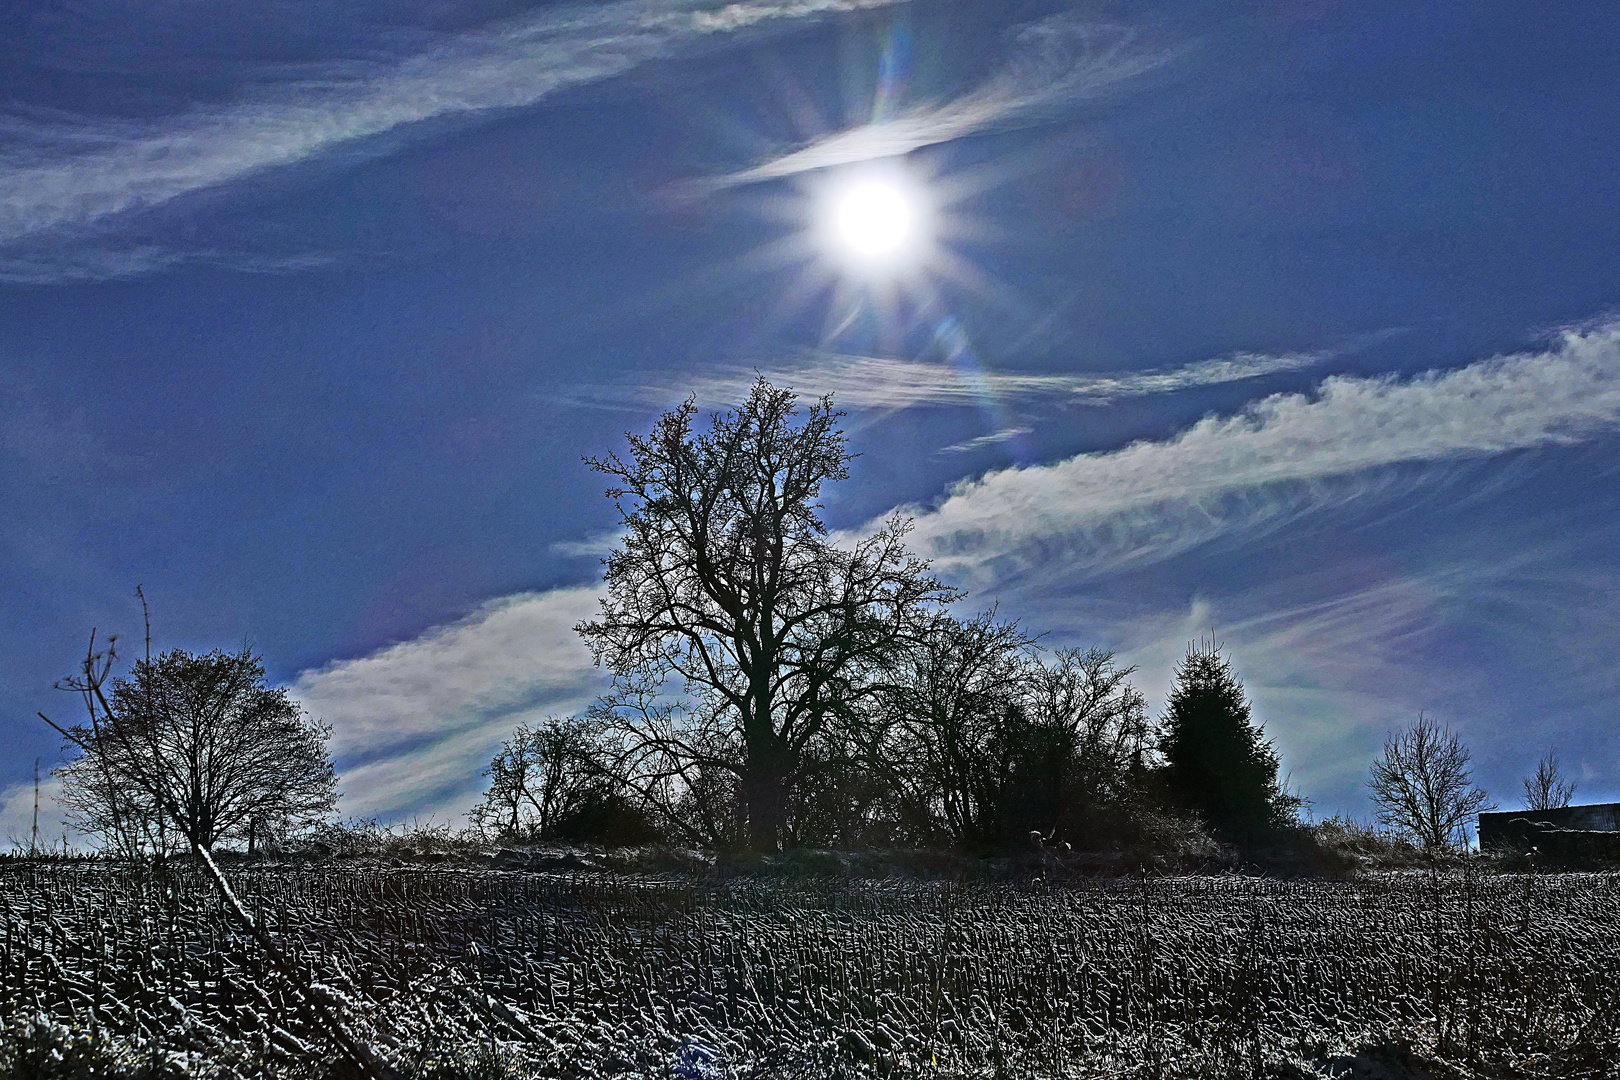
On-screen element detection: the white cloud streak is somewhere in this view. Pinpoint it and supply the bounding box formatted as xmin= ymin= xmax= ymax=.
xmin=0 ymin=243 xmax=339 ymax=286
xmin=294 ymin=587 xmax=601 ymax=757
xmin=938 ymin=427 xmax=1030 ymax=454
xmin=0 ymin=0 xmax=907 ymax=248
xmin=334 ymin=716 xmax=567 ymax=827
xmin=897 ymin=322 xmax=1620 ymax=585
xmin=286 ymin=323 xmax=1620 ymax=824
xmin=616 ymin=348 xmax=1324 ymax=411
xmin=696 ymin=16 xmax=1182 ymax=191
xmin=291 ymin=588 xmax=605 ymax=820
xmin=549 ymin=530 xmax=627 ymax=559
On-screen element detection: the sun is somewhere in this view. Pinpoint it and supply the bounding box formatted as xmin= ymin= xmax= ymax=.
xmin=833 ymin=181 xmax=914 ymax=258
xmin=735 ymin=155 xmax=981 ymax=352
xmin=817 ymin=170 xmax=930 ymax=275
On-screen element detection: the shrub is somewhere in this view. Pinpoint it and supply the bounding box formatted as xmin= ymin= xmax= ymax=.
xmin=0 ymin=1014 xmax=185 ymax=1080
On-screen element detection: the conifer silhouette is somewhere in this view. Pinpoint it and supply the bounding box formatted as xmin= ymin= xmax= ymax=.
xmin=1158 ymin=640 xmax=1293 ymax=843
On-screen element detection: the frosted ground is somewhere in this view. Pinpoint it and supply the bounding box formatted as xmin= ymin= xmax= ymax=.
xmin=3 ymin=861 xmax=1616 ymax=1078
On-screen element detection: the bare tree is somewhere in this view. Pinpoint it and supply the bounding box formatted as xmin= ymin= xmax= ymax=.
xmin=51 ymin=646 xmax=338 ymax=853
xmin=577 ymin=379 xmax=955 ymax=850
xmin=585 ymin=686 xmax=745 ymax=848
xmin=42 ymin=619 xmax=394 ymax=1079
xmin=471 ymin=716 xmax=607 ymax=842
xmin=1522 ymin=749 xmax=1576 ymax=811
xmin=1026 ymin=645 xmax=1154 ymax=819
xmin=40 ymin=630 xmax=156 ymax=856
xmin=1368 ymin=714 xmax=1491 ymax=849
xmin=866 ymin=615 xmax=1154 ymax=850
xmin=868 ymin=611 xmax=1038 ymax=848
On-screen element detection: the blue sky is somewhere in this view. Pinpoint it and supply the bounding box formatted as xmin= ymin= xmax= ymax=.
xmin=4 ymin=0 xmax=1619 ymax=840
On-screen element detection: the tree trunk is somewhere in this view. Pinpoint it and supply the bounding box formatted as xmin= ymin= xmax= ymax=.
xmin=742 ymin=737 xmax=790 ymax=852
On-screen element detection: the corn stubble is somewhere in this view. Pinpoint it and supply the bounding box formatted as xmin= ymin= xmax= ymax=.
xmin=1 ymin=863 xmax=1616 ymax=1079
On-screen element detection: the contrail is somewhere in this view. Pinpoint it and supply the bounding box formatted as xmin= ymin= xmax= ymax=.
xmin=0 ymin=0 xmax=909 ymax=246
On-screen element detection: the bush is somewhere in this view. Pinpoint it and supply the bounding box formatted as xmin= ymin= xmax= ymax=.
xmin=548 ymin=791 xmax=661 ymax=847
xmin=1311 ymin=816 xmax=1434 ymax=869
xmin=299 ymin=819 xmax=486 ymax=860
xmin=0 ymin=1014 xmax=185 ymax=1080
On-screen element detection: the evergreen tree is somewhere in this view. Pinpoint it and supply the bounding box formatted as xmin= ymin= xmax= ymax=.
xmin=1158 ymin=640 xmax=1294 ymax=843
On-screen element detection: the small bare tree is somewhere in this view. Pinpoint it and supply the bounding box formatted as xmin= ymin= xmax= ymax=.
xmin=865 ymin=614 xmax=1155 ymax=850
xmin=1368 ymin=714 xmax=1491 ymax=849
xmin=869 ymin=611 xmax=1038 ymax=848
xmin=1522 ymin=749 xmax=1576 ymax=811
xmin=1029 ymin=645 xmax=1154 ymax=807
xmin=41 ymin=630 xmax=154 ymax=857
xmin=44 ymin=620 xmax=395 ymax=1079
xmin=471 ymin=716 xmax=606 ymax=842
xmin=51 ymin=646 xmax=338 ymax=853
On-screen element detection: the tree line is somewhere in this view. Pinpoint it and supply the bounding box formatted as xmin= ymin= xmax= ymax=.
xmin=42 ymin=381 xmax=1578 ymax=859
xmin=476 ymin=380 xmax=1298 ymax=854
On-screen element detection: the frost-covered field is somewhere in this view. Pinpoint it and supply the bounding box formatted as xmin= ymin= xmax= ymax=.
xmin=2 ymin=863 xmax=1617 ymax=1078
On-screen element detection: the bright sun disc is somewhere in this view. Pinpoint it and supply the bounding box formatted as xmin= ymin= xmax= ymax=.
xmin=831 ymin=180 xmax=915 ymax=262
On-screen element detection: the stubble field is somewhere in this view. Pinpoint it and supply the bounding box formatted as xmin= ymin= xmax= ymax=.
xmin=2 ymin=861 xmax=1617 ymax=1079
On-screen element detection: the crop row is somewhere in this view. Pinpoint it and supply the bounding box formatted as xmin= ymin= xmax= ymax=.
xmin=3 ymin=866 xmax=1618 ymax=1078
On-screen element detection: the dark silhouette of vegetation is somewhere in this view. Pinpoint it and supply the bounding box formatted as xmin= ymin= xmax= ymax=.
xmin=47 ymin=384 xmax=1600 ymax=882
xmin=556 ymin=383 xmax=1173 ymax=855
xmin=477 ymin=386 xmax=1332 ymax=858
xmin=1368 ymin=713 xmax=1491 ymax=849
xmin=468 ymin=715 xmax=654 ymax=845
xmin=447 ymin=383 xmax=1605 ymax=868
xmin=46 ymin=641 xmax=337 ymax=856
xmin=1157 ymin=639 xmax=1297 ymax=845
xmin=863 ymin=613 xmax=1154 ymax=852
xmin=576 ymin=379 xmax=955 ymax=851
xmin=864 ymin=611 xmax=1038 ymax=850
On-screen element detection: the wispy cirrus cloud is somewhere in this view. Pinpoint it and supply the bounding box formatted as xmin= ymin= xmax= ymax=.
xmin=694 ymin=15 xmax=1184 ymax=192
xmin=0 ymin=243 xmax=340 ymax=286
xmin=286 ymin=323 xmax=1620 ymax=824
xmin=0 ymin=0 xmax=907 ymax=279
xmin=937 ymin=426 xmax=1031 ymax=454
xmin=1088 ymin=536 xmax=1620 ymax=814
xmin=608 ymin=347 xmax=1328 ymax=411
xmin=291 ymin=587 xmax=604 ymax=821
xmin=1088 ymin=576 xmax=1470 ymax=815
xmin=896 ymin=321 xmax=1620 ymax=585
